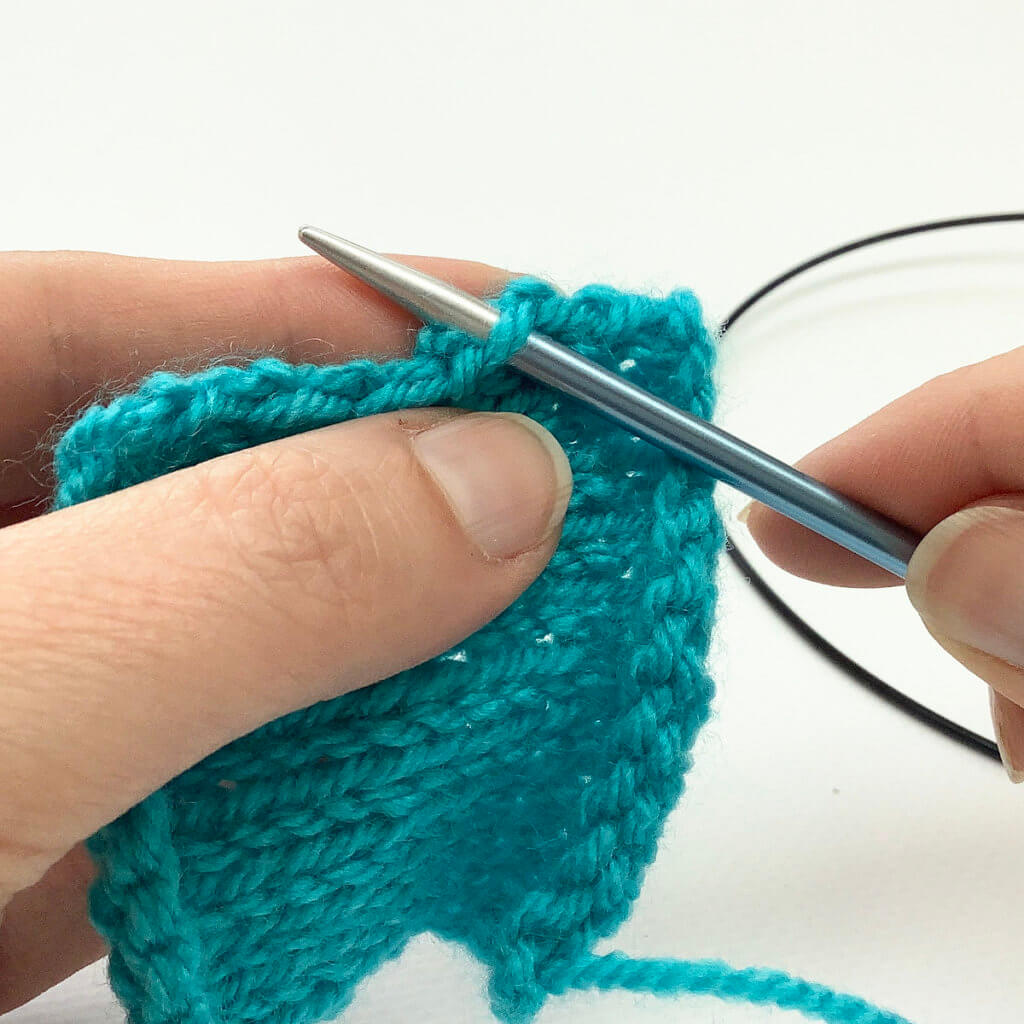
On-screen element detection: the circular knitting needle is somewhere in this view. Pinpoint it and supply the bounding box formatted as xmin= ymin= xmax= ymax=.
xmin=298 ymin=226 xmax=921 ymax=579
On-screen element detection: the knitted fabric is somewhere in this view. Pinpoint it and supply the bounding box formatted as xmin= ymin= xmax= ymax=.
xmin=53 ymin=278 xmax=912 ymax=1024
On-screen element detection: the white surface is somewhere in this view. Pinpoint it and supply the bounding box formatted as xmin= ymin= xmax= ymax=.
xmin=3 ymin=2 xmax=1024 ymax=1022
xmin=718 ymin=230 xmax=1024 ymax=740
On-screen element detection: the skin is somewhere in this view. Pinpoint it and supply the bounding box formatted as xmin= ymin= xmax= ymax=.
xmin=2 ymin=250 xmax=1018 ymax=1011
xmin=0 ymin=251 xmax=572 ymax=1012
xmin=744 ymin=347 xmax=1024 ymax=777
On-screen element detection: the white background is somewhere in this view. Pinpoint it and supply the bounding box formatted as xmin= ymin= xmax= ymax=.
xmin=4 ymin=2 xmax=1024 ymax=1022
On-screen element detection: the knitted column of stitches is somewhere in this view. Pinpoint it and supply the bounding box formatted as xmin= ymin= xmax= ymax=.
xmin=52 ymin=278 xmax=913 ymax=1024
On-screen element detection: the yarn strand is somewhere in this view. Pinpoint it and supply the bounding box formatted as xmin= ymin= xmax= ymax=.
xmin=560 ymin=953 xmax=913 ymax=1024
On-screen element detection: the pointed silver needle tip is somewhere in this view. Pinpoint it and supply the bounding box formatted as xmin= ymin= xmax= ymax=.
xmin=297 ymin=225 xmax=500 ymax=339
xmin=298 ymin=225 xmax=354 ymax=261
xmin=296 ymin=224 xmax=921 ymax=577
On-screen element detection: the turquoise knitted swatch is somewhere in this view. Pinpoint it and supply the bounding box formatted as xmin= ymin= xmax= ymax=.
xmin=53 ymin=279 xmax=912 ymax=1024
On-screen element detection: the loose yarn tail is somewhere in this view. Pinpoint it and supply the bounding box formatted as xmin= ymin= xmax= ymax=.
xmin=558 ymin=953 xmax=914 ymax=1024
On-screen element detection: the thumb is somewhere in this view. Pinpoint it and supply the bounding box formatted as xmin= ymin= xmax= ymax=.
xmin=906 ymin=498 xmax=1024 ymax=780
xmin=0 ymin=408 xmax=572 ymax=907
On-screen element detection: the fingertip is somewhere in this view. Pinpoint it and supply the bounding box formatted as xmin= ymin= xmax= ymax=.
xmin=991 ymin=690 xmax=1024 ymax=784
xmin=743 ymin=500 xmax=903 ymax=588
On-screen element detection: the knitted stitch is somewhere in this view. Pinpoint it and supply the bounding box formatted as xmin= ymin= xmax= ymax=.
xmin=52 ymin=279 xmax=913 ymax=1024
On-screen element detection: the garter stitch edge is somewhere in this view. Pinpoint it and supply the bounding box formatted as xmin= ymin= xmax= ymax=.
xmin=53 ymin=279 xmax=913 ymax=1024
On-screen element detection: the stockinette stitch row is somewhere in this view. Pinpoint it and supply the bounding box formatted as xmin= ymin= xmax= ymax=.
xmin=52 ymin=278 xmax=913 ymax=1024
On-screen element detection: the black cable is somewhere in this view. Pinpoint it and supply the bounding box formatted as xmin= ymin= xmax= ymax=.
xmin=725 ymin=540 xmax=1000 ymax=761
xmin=719 ymin=213 xmax=1024 ymax=334
xmin=718 ymin=212 xmax=1024 ymax=764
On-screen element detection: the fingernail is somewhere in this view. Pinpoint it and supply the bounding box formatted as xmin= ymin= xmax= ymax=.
xmin=737 ymin=502 xmax=753 ymax=525
xmin=990 ymin=689 xmax=1024 ymax=783
xmin=412 ymin=412 xmax=572 ymax=559
xmin=906 ymin=506 xmax=1024 ymax=669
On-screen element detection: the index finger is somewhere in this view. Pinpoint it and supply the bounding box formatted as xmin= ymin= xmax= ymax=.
xmin=744 ymin=345 xmax=1024 ymax=586
xmin=0 ymin=250 xmax=509 ymax=514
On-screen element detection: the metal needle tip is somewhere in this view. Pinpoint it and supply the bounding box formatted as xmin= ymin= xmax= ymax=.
xmin=297 ymin=225 xmax=921 ymax=578
xmin=298 ymin=225 xmax=341 ymax=255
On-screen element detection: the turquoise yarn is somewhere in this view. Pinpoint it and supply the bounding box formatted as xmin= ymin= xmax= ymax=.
xmin=52 ymin=278 xmax=913 ymax=1024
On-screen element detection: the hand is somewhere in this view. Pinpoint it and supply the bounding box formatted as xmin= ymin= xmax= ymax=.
xmin=743 ymin=347 xmax=1024 ymax=782
xmin=0 ymin=251 xmax=572 ymax=1010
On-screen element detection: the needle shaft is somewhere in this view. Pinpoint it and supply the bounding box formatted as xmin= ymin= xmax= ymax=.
xmin=298 ymin=226 xmax=920 ymax=578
